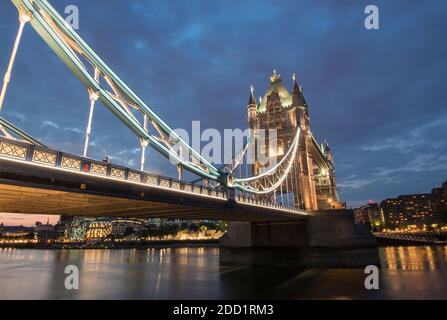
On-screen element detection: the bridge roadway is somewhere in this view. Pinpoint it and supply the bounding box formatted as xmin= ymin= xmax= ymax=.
xmin=0 ymin=137 xmax=309 ymax=221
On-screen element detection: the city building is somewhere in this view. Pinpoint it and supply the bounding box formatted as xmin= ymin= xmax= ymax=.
xmin=34 ymin=220 xmax=56 ymax=242
xmin=85 ymin=220 xmax=112 ymax=240
xmin=61 ymin=216 xmax=147 ymax=241
xmin=111 ymin=219 xmax=144 ymax=237
xmin=380 ymin=180 xmax=447 ymax=231
xmin=354 ymin=201 xmax=383 ymax=231
xmin=247 ymin=71 xmax=345 ymax=210
xmin=65 ymin=216 xmax=94 ymax=241
xmin=0 ymin=225 xmax=34 ymax=238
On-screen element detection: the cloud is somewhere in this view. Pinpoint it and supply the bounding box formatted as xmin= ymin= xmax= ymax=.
xmin=338 ymin=174 xmax=397 ymax=191
xmin=362 ymin=116 xmax=447 ymax=153
xmin=63 ymin=127 xmax=83 ymax=134
xmin=41 ymin=120 xmax=60 ymax=129
xmin=4 ymin=111 xmax=26 ymax=123
xmin=375 ymin=153 xmax=447 ymax=177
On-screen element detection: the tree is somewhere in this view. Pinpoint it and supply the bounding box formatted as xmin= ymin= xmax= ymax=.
xmin=136 ymin=229 xmax=149 ymax=238
xmin=217 ymin=221 xmax=228 ymax=232
xmin=123 ymin=226 xmax=135 ymax=237
xmin=440 ymin=208 xmax=447 ymax=224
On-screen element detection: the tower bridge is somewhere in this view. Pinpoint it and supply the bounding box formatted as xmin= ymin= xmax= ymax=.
xmin=0 ymin=0 xmax=378 ymax=267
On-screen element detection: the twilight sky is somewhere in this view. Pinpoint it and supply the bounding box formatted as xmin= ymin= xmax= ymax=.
xmin=0 ymin=0 xmax=446 ymax=226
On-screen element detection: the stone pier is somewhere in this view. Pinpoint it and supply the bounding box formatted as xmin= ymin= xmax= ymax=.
xmin=219 ymin=209 xmax=380 ymax=268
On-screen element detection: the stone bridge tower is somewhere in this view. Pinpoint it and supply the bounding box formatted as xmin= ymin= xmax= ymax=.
xmin=246 ymin=71 xmax=344 ymax=210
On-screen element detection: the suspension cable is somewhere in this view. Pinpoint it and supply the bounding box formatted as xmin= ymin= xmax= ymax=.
xmin=234 ymin=127 xmax=300 ymax=183
xmin=233 ymin=128 xmax=301 ymax=194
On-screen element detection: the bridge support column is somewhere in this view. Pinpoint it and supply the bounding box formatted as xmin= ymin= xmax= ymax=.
xmin=140 ymin=114 xmax=148 ymax=171
xmin=83 ymin=71 xmax=100 ymax=158
xmin=219 ymin=209 xmax=380 ymax=268
xmin=0 ymin=9 xmax=32 ymax=113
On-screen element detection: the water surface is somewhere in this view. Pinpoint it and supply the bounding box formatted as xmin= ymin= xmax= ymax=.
xmin=1 ymin=246 xmax=446 ymax=299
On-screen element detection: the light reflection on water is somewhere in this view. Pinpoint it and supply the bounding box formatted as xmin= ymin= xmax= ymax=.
xmin=0 ymin=246 xmax=447 ymax=299
xmin=380 ymin=246 xmax=447 ymax=271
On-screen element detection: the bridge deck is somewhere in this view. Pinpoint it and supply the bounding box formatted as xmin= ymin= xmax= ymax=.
xmin=0 ymin=137 xmax=308 ymax=221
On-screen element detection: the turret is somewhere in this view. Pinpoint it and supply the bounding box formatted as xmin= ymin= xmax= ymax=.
xmin=323 ymin=140 xmax=334 ymax=164
xmin=247 ymin=85 xmax=257 ymax=120
xmin=291 ymin=74 xmax=307 ymax=113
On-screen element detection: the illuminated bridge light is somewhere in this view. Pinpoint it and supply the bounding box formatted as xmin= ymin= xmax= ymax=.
xmin=128 ymin=171 xmax=141 ymax=182
xmin=194 ymin=186 xmax=202 ymax=195
xmin=159 ymin=179 xmax=170 ymax=188
xmin=32 ymin=149 xmax=57 ymax=166
xmin=0 ymin=141 xmax=27 ymax=159
xmin=146 ymin=176 xmax=158 ymax=185
xmin=111 ymin=168 xmax=125 ymax=179
xmin=61 ymin=156 xmax=81 ymax=171
xmin=90 ymin=163 xmax=107 ymax=176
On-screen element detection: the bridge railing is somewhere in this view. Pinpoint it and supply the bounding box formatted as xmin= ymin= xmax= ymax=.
xmin=0 ymin=136 xmax=308 ymax=215
xmin=0 ymin=136 xmax=227 ymax=200
xmin=235 ymin=194 xmax=305 ymax=214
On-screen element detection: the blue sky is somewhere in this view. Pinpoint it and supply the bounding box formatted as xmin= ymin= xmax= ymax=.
xmin=0 ymin=0 xmax=446 ymax=225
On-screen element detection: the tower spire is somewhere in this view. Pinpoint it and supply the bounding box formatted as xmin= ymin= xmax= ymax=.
xmin=248 ymin=84 xmax=256 ymax=106
xmin=291 ymin=73 xmax=309 ymax=116
xmin=247 ymin=84 xmax=257 ymax=120
xmin=292 ymin=73 xmax=300 ymax=94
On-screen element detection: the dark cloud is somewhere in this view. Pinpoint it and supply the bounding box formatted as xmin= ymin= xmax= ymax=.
xmin=0 ymin=0 xmax=446 ymax=217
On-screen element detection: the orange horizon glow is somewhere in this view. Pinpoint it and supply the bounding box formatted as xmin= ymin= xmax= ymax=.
xmin=0 ymin=213 xmax=60 ymax=227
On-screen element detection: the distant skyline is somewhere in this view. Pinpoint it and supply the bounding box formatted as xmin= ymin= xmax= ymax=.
xmin=0 ymin=1 xmax=446 ymax=226
xmin=0 ymin=214 xmax=58 ymax=227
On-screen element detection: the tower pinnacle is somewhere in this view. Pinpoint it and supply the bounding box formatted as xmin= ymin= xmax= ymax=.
xmin=247 ymin=84 xmax=256 ymax=106
xmin=292 ymin=73 xmax=307 ymax=110
xmin=292 ymin=73 xmax=299 ymax=93
xmin=270 ymin=69 xmax=281 ymax=84
xmin=247 ymin=85 xmax=257 ymax=119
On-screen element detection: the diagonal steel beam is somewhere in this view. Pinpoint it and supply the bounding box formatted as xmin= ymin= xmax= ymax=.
xmin=0 ymin=116 xmax=45 ymax=147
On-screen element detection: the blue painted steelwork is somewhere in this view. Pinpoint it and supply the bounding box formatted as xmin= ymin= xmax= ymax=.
xmin=11 ymin=0 xmax=221 ymax=182
xmin=7 ymin=0 xmax=307 ymax=198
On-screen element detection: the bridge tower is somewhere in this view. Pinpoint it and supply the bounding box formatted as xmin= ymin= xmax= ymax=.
xmin=246 ymin=71 xmax=343 ymax=210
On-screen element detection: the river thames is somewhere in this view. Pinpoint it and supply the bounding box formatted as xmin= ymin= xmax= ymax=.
xmin=1 ymin=246 xmax=447 ymax=299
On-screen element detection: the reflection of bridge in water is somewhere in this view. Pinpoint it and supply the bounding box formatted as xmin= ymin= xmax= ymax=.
xmin=0 ymin=0 xmax=378 ymax=267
